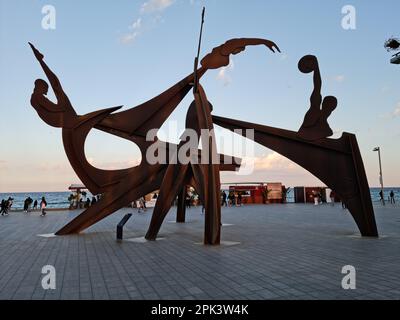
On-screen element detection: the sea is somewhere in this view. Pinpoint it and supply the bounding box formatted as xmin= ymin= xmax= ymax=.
xmin=1 ymin=187 xmax=399 ymax=210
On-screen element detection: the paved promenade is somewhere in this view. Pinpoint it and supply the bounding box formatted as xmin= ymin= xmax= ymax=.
xmin=0 ymin=203 xmax=399 ymax=300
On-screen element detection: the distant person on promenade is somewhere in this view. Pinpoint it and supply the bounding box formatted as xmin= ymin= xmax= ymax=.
xmin=0 ymin=199 xmax=7 ymax=216
xmin=6 ymin=197 xmax=13 ymax=213
xmin=228 ymin=192 xmax=235 ymax=207
xmin=91 ymin=196 xmax=97 ymax=206
xmin=23 ymin=198 xmax=29 ymax=213
xmin=40 ymin=196 xmax=47 ymax=216
xmin=138 ymin=197 xmax=146 ymax=213
xmin=85 ymin=198 xmax=91 ymax=208
xmin=329 ymin=191 xmax=335 ymax=206
xmin=23 ymin=197 xmax=33 ymax=213
xmin=68 ymin=193 xmax=74 ymax=209
xmin=27 ymin=197 xmax=33 ymax=212
xmin=33 ymin=199 xmax=38 ymax=211
xmin=390 ymin=190 xmax=395 ymax=204
xmin=237 ymin=193 xmax=242 ymax=206
xmin=185 ymin=192 xmax=191 ymax=209
xmin=379 ymin=190 xmax=384 ymax=204
xmin=221 ymin=191 xmax=227 ymax=207
xmin=313 ymin=191 xmax=319 ymax=205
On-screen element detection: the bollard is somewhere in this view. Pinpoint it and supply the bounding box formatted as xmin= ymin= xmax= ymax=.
xmin=116 ymin=213 xmax=132 ymax=241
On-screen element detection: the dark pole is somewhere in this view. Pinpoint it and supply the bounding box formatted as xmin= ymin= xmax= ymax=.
xmin=176 ymin=187 xmax=186 ymax=223
xmin=378 ymin=148 xmax=385 ymax=205
xmin=193 ymin=7 xmax=205 ymax=93
xmin=373 ymin=147 xmax=385 ymax=205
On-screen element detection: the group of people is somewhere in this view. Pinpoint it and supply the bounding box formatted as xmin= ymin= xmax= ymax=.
xmin=131 ymin=197 xmax=147 ymax=213
xmin=221 ymin=191 xmax=243 ymax=207
xmin=379 ymin=190 xmax=396 ymax=204
xmin=68 ymin=193 xmax=101 ymax=209
xmin=76 ymin=195 xmax=101 ymax=209
xmin=1 ymin=196 xmax=47 ymax=216
xmin=181 ymin=190 xmax=244 ymax=208
xmin=0 ymin=197 xmax=14 ymax=215
xmin=24 ymin=196 xmax=47 ymax=216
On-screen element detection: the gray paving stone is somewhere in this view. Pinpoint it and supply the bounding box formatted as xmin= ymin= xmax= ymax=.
xmin=0 ymin=203 xmax=399 ymax=299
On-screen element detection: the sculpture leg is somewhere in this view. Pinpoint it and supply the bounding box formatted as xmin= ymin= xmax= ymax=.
xmin=55 ymin=169 xmax=165 ymax=235
xmin=204 ymin=162 xmax=221 ymax=245
xmin=145 ymin=164 xmax=189 ymax=240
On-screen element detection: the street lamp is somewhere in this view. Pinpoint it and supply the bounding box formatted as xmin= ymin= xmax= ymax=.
xmin=373 ymin=147 xmax=384 ymax=205
xmin=384 ymin=37 xmax=400 ymax=64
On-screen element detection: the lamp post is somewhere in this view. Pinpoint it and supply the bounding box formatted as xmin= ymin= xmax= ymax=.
xmin=373 ymin=147 xmax=384 ymax=205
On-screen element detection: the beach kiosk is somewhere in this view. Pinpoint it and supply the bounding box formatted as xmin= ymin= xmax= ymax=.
xmin=68 ymin=184 xmax=88 ymax=209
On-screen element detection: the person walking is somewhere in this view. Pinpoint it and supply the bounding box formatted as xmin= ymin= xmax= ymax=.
xmin=329 ymin=191 xmax=335 ymax=206
xmin=0 ymin=199 xmax=7 ymax=216
xmin=137 ymin=197 xmax=146 ymax=213
xmin=221 ymin=191 xmax=227 ymax=207
xmin=390 ymin=190 xmax=395 ymax=204
xmin=40 ymin=196 xmax=47 ymax=216
xmin=185 ymin=192 xmax=191 ymax=209
xmin=27 ymin=197 xmax=33 ymax=212
xmin=23 ymin=197 xmax=29 ymax=213
xmin=91 ymin=196 xmax=97 ymax=206
xmin=313 ymin=191 xmax=319 ymax=205
xmin=237 ymin=193 xmax=243 ymax=206
xmin=6 ymin=197 xmax=13 ymax=213
xmin=379 ymin=190 xmax=384 ymax=205
xmin=33 ymin=199 xmax=38 ymax=211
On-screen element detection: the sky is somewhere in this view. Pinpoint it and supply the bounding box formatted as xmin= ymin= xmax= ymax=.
xmin=0 ymin=0 xmax=399 ymax=192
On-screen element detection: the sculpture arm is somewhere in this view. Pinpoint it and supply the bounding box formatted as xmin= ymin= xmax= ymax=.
xmin=220 ymin=38 xmax=280 ymax=55
xmin=310 ymin=63 xmax=322 ymax=109
xmin=201 ymin=38 xmax=280 ymax=70
xmin=29 ymin=42 xmax=66 ymax=100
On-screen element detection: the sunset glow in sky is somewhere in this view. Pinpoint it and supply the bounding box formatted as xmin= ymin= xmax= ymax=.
xmin=1 ymin=0 xmax=399 ymax=192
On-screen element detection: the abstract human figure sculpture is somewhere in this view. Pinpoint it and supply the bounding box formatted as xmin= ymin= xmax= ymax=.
xmin=29 ymin=15 xmax=377 ymax=240
xmin=29 ymin=38 xmax=280 ymax=244
xmin=201 ymin=38 xmax=280 ymax=69
xmin=297 ymin=55 xmax=337 ymax=141
xmin=205 ymin=51 xmax=378 ymax=237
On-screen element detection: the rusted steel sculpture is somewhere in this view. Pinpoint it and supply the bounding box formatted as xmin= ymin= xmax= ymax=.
xmin=29 ymin=36 xmax=280 ymax=243
xmin=213 ymin=54 xmax=378 ymax=237
xmin=29 ymin=9 xmax=377 ymax=240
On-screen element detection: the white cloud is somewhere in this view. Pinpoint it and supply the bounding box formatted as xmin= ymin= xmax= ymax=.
xmin=140 ymin=0 xmax=175 ymax=14
xmin=216 ymin=59 xmax=234 ymax=86
xmin=392 ymin=102 xmax=400 ymax=118
xmin=252 ymin=152 xmax=296 ymax=171
xmin=120 ymin=18 xmax=142 ymax=44
xmin=333 ymin=75 xmax=345 ymax=83
xmin=130 ymin=17 xmax=142 ymax=30
xmin=121 ymin=1 xmax=175 ymax=45
xmin=235 ymin=152 xmax=296 ymax=173
xmin=120 ymin=32 xmax=139 ymax=44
